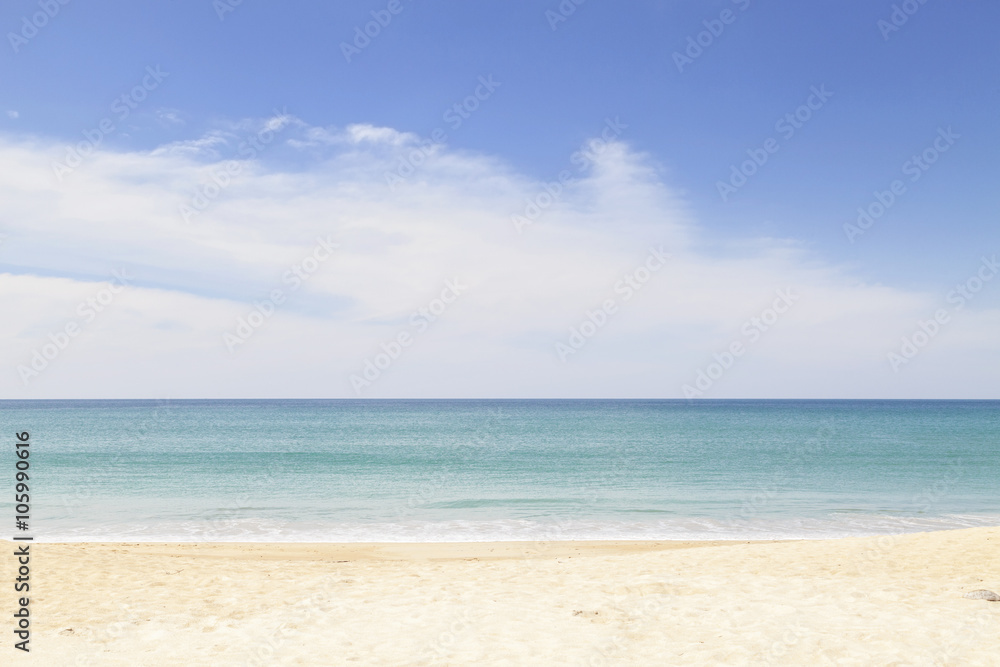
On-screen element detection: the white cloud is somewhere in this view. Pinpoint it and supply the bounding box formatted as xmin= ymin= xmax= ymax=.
xmin=148 ymin=130 xmax=233 ymax=159
xmin=6 ymin=110 xmax=18 ymax=119
xmin=345 ymin=123 xmax=411 ymax=145
xmin=155 ymin=108 xmax=185 ymax=126
xmin=0 ymin=119 xmax=997 ymax=398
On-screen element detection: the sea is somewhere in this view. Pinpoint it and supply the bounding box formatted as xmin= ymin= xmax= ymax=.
xmin=1 ymin=399 xmax=997 ymax=542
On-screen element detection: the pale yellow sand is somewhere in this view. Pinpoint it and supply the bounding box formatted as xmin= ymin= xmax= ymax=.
xmin=4 ymin=527 xmax=999 ymax=666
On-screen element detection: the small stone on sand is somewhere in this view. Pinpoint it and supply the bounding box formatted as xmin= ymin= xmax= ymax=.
xmin=963 ymin=589 xmax=1000 ymax=601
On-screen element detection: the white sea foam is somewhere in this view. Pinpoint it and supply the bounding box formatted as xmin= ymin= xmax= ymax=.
xmin=34 ymin=513 xmax=1000 ymax=543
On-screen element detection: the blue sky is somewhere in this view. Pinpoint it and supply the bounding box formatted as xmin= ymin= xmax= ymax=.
xmin=1 ymin=1 xmax=998 ymax=398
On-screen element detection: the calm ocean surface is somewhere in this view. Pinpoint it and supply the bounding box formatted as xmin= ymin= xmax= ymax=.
xmin=1 ymin=399 xmax=997 ymax=542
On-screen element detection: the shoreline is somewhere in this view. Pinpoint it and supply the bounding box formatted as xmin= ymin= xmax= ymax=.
xmin=3 ymin=538 xmax=787 ymax=561
xmin=8 ymin=521 xmax=998 ymax=552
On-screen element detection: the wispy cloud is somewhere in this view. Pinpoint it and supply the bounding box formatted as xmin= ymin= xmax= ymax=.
xmin=155 ymin=108 xmax=185 ymax=126
xmin=1 ymin=118 xmax=996 ymax=398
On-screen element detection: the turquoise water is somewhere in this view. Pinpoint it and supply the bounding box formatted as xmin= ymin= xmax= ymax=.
xmin=1 ymin=399 xmax=997 ymax=541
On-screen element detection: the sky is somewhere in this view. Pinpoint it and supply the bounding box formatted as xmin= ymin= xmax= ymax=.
xmin=0 ymin=0 xmax=997 ymax=398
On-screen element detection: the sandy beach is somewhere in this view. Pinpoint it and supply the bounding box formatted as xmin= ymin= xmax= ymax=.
xmin=5 ymin=527 xmax=998 ymax=665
